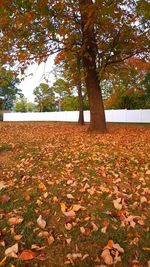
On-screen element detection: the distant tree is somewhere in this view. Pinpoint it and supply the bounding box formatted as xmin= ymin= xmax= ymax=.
xmin=15 ymin=97 xmax=27 ymax=112
xmin=33 ymin=83 xmax=55 ymax=112
xmin=27 ymin=102 xmax=37 ymax=112
xmin=50 ymin=79 xmax=71 ymax=111
xmin=0 ymin=67 xmax=23 ymax=110
xmin=0 ymin=97 xmax=4 ymax=120
xmin=62 ymin=95 xmax=89 ymax=111
xmin=142 ymin=71 xmax=150 ymax=108
xmin=55 ymin=53 xmax=87 ymax=125
xmin=15 ymin=97 xmax=36 ymax=112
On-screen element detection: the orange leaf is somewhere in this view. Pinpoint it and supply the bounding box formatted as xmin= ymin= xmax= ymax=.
xmin=19 ymin=250 xmax=37 ymax=261
xmin=107 ymin=240 xmax=114 ymax=249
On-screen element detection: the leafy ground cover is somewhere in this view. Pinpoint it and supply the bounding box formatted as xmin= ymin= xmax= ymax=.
xmin=0 ymin=122 xmax=150 ymax=267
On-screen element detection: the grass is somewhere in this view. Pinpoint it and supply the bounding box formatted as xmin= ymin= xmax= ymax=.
xmin=0 ymin=122 xmax=150 ymax=267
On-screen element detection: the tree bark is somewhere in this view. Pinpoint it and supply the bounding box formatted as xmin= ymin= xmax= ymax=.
xmin=79 ymin=0 xmax=107 ymax=132
xmin=76 ymin=56 xmax=84 ymax=125
xmin=77 ymin=81 xmax=84 ymax=125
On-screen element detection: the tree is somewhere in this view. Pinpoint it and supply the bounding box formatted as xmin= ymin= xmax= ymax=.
xmin=33 ymin=83 xmax=55 ymax=112
xmin=0 ymin=67 xmax=23 ymax=110
xmin=0 ymin=0 xmax=149 ymax=131
xmin=55 ymin=53 xmax=87 ymax=125
xmin=15 ymin=97 xmax=36 ymax=112
xmin=142 ymin=71 xmax=150 ymax=108
xmin=50 ymin=78 xmax=71 ymax=111
xmin=14 ymin=97 xmax=27 ymax=112
xmin=62 ymin=95 xmax=89 ymax=111
xmin=0 ymin=97 xmax=4 ymax=121
xmin=104 ymin=58 xmax=150 ymax=109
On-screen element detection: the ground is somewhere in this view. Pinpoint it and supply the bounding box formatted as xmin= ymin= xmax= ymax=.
xmin=0 ymin=122 xmax=149 ymax=267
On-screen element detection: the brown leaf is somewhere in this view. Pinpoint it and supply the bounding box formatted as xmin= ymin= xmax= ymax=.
xmin=14 ymin=234 xmax=22 ymax=241
xmin=101 ymin=249 xmax=113 ymax=265
xmin=8 ymin=216 xmax=24 ymax=226
xmin=0 ymin=195 xmax=10 ymax=203
xmin=38 ymin=182 xmax=47 ymax=192
xmin=23 ymin=192 xmax=31 ymax=201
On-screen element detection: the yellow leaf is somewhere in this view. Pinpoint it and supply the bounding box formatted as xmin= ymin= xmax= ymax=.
xmin=143 ymin=247 xmax=150 ymax=251
xmin=0 ymin=257 xmax=7 ymax=266
xmin=38 ymin=182 xmax=47 ymax=192
xmin=72 ymin=204 xmax=86 ymax=212
xmin=60 ymin=203 xmax=67 ymax=213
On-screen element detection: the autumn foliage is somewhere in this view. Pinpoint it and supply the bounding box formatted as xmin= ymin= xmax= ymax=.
xmin=0 ymin=0 xmax=149 ymax=131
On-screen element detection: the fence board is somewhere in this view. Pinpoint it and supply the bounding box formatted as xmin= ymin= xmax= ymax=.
xmin=3 ymin=110 xmax=150 ymax=123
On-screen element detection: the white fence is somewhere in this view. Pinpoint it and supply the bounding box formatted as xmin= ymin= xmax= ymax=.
xmin=3 ymin=109 xmax=150 ymax=123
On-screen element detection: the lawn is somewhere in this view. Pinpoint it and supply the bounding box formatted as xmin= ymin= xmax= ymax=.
xmin=0 ymin=122 xmax=149 ymax=267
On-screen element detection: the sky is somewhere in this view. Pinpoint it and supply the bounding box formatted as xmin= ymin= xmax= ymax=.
xmin=19 ymin=56 xmax=56 ymax=103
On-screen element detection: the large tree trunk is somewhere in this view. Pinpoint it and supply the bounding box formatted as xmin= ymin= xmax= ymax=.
xmin=79 ymin=0 xmax=107 ymax=132
xmin=77 ymin=81 xmax=84 ymax=125
xmin=76 ymin=56 xmax=84 ymax=125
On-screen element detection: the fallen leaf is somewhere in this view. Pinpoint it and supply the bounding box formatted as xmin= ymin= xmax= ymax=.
xmin=66 ymin=238 xmax=71 ymax=245
xmin=101 ymin=249 xmax=113 ymax=265
xmin=91 ymin=221 xmax=99 ymax=231
xmin=72 ymin=204 xmax=86 ymax=212
xmin=107 ymin=240 xmax=114 ymax=249
xmin=0 ymin=181 xmax=7 ymax=191
xmin=19 ymin=250 xmax=37 ymax=260
xmin=81 ymin=254 xmax=89 ymax=260
xmin=65 ymin=223 xmax=72 ymax=230
xmin=80 ymin=226 xmax=86 ymax=234
xmin=0 ymin=195 xmax=10 ymax=203
xmin=53 ymin=196 xmax=59 ymax=203
xmin=0 ymin=241 xmax=5 ymax=247
xmin=67 ymin=253 xmax=82 ymax=261
xmin=23 ymin=192 xmax=31 ymax=201
xmin=67 ymin=194 xmax=74 ymax=199
xmin=47 ymin=235 xmax=55 ymax=245
xmin=87 ymin=186 xmax=95 ymax=195
xmin=14 ymin=235 xmax=22 ymax=241
xmin=36 ymin=253 xmax=47 ymax=261
xmin=43 ymin=192 xmax=48 ymax=198
xmin=113 ymin=199 xmax=122 ymax=210
xmin=37 ymin=215 xmax=46 ymax=229
xmin=113 ymin=243 xmax=124 ymax=253
xmin=60 ymin=203 xmax=76 ymax=217
xmin=8 ymin=216 xmax=24 ymax=226
xmin=5 ymin=243 xmax=18 ymax=258
xmin=101 ymin=226 xmax=107 ymax=234
xmin=142 ymin=247 xmax=150 ymax=251
xmin=131 ymin=260 xmax=143 ymax=267
xmin=140 ymin=196 xmax=147 ymax=204
xmin=0 ymin=257 xmax=7 ymax=266
xmin=38 ymin=182 xmax=47 ymax=192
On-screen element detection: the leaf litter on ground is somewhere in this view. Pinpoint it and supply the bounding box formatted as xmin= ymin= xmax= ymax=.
xmin=0 ymin=122 xmax=150 ymax=266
